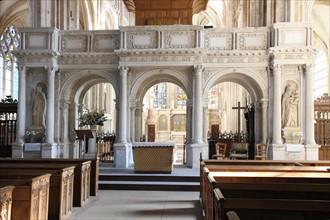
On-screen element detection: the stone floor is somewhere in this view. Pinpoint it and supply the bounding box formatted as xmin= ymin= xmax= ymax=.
xmin=72 ymin=190 xmax=204 ymax=220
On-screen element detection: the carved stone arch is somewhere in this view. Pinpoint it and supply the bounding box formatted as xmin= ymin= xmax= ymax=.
xmin=203 ymin=68 xmax=268 ymax=143
xmin=129 ymin=68 xmax=192 ymax=102
xmin=59 ymin=69 xmax=120 ymax=103
xmin=203 ymin=68 xmax=268 ymax=103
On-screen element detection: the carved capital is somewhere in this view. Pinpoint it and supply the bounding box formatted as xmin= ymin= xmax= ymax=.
xmin=194 ymin=65 xmax=203 ymax=75
xmin=119 ymin=66 xmax=129 ymax=76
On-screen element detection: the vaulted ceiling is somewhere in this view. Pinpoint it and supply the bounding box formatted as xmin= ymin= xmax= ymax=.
xmin=122 ymin=0 xmax=208 ymax=25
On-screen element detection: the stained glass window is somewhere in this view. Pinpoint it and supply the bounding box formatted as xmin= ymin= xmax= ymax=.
xmin=0 ymin=25 xmax=20 ymax=100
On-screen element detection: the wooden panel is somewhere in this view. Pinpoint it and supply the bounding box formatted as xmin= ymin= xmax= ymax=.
xmin=148 ymin=124 xmax=155 ymax=142
xmin=0 ymin=185 xmax=14 ymax=220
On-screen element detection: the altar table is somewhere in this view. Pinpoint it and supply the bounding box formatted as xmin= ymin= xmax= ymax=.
xmin=132 ymin=142 xmax=176 ymax=173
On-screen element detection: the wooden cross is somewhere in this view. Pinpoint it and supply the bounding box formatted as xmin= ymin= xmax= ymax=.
xmin=232 ymin=101 xmax=245 ymax=142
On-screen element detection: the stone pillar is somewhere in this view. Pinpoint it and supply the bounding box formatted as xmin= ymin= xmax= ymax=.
xmin=260 ymin=99 xmax=268 ymax=143
xmin=42 ymin=66 xmax=58 ymax=158
xmin=192 ymin=65 xmax=204 ymax=144
xmin=271 ymin=64 xmax=285 ymax=160
xmin=272 ymin=64 xmax=283 ymax=145
xmin=203 ymin=101 xmax=209 ymax=143
xmin=12 ymin=66 xmax=26 ymax=158
xmin=129 ymin=101 xmax=136 ymax=142
xmin=135 ymin=101 xmax=142 ymax=142
xmin=186 ymin=99 xmax=193 ymax=144
xmin=303 ymin=64 xmax=319 ymax=160
xmin=114 ymin=66 xmax=131 ymax=168
xmin=187 ymin=66 xmax=207 ymax=168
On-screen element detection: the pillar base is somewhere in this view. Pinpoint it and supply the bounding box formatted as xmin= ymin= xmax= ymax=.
xmin=41 ymin=143 xmax=59 ymax=158
xmin=186 ymin=143 xmax=208 ymax=169
xmin=11 ymin=142 xmax=24 ymax=158
xmin=114 ymin=142 xmax=132 ymax=168
xmin=305 ymin=143 xmax=320 ymax=160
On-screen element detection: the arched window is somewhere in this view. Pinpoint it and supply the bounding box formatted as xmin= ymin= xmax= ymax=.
xmin=0 ymin=25 xmax=20 ymax=100
xmin=314 ymin=49 xmax=329 ymax=98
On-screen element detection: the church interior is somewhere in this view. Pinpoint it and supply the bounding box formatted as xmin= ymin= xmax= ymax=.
xmin=0 ymin=0 xmax=330 ymax=219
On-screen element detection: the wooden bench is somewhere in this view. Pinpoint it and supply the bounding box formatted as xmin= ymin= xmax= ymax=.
xmin=0 ymin=159 xmax=91 ymax=207
xmin=201 ymin=166 xmax=330 ymax=220
xmin=0 ymin=157 xmax=99 ymax=196
xmin=206 ymin=171 xmax=330 ymax=220
xmin=0 ymin=174 xmax=51 ymax=220
xmin=200 ymin=160 xmax=330 ymax=220
xmin=0 ymin=185 xmax=15 ymax=220
xmin=0 ymin=166 xmax=75 ymax=220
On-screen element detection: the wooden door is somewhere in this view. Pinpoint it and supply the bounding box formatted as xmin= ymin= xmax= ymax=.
xmin=148 ymin=125 xmax=155 ymax=142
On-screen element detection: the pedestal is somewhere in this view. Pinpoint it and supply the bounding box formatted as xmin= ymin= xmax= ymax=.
xmin=114 ymin=142 xmax=132 ymax=168
xmin=11 ymin=143 xmax=24 ymax=158
xmin=186 ymin=143 xmax=208 ymax=169
xmin=41 ymin=143 xmax=58 ymax=158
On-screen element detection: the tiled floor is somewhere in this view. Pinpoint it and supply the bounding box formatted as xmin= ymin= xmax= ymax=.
xmin=72 ymin=190 xmax=204 ymax=220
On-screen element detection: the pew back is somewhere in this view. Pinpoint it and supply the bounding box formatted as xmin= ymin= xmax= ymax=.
xmin=0 ymin=174 xmax=51 ymax=220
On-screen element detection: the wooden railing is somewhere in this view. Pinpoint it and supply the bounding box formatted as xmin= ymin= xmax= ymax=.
xmin=96 ymin=132 xmax=116 ymax=162
xmin=314 ymin=93 xmax=330 ymax=160
xmin=0 ymin=96 xmax=17 ymax=157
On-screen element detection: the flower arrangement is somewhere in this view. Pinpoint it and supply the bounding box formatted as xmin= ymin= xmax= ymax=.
xmin=26 ymin=130 xmax=38 ymax=139
xmin=26 ymin=130 xmax=40 ymax=142
xmin=79 ymin=109 xmax=107 ymax=127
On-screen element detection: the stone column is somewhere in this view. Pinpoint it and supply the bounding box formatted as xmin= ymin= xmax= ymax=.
xmin=187 ymin=66 xmax=207 ymax=168
xmin=272 ymin=64 xmax=283 ymax=145
xmin=135 ymin=101 xmax=142 ymax=142
xmin=129 ymin=101 xmax=136 ymax=142
xmin=12 ymin=66 xmax=26 ymax=158
xmin=117 ymin=66 xmax=128 ymax=143
xmin=260 ymin=99 xmax=268 ymax=143
xmin=303 ymin=64 xmax=319 ymax=160
xmin=192 ymin=65 xmax=204 ymax=144
xmin=185 ymin=99 xmax=193 ymax=144
xmin=271 ymin=64 xmax=285 ymax=160
xmin=203 ymin=101 xmax=209 ymax=143
xmin=42 ymin=66 xmax=58 ymax=158
xmin=114 ymin=66 xmax=130 ymax=168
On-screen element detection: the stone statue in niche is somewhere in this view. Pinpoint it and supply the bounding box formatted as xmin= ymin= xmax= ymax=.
xmin=32 ymin=85 xmax=47 ymax=128
xmin=281 ymin=83 xmax=299 ymax=128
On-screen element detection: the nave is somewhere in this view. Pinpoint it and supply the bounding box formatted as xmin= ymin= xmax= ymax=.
xmin=72 ymin=190 xmax=203 ymax=220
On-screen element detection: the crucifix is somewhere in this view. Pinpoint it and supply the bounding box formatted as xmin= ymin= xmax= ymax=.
xmin=232 ymin=101 xmax=245 ymax=142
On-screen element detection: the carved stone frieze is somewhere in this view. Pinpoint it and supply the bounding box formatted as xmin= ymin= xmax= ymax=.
xmin=58 ymin=54 xmax=119 ymax=65
xmin=93 ymin=34 xmax=120 ymax=52
xmin=270 ymin=48 xmax=316 ymax=62
xmin=203 ymin=52 xmax=269 ymax=64
xmin=237 ymin=32 xmax=268 ymax=50
xmin=163 ymin=31 xmax=195 ymax=48
xmin=126 ymin=31 xmax=157 ymax=49
xmin=204 ymin=33 xmax=233 ymax=50
xmin=61 ymin=35 xmax=88 ymax=52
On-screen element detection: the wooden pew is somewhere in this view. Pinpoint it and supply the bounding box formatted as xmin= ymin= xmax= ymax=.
xmin=0 ymin=174 xmax=51 ymax=220
xmin=0 ymin=166 xmax=74 ymax=220
xmin=0 ymin=160 xmax=90 ymax=207
xmin=0 ymin=185 xmax=15 ymax=220
xmin=207 ymin=171 xmax=330 ymax=220
xmin=202 ymin=159 xmax=330 ymax=167
xmin=199 ymin=159 xmax=330 ymax=219
xmin=0 ymin=157 xmax=98 ymax=197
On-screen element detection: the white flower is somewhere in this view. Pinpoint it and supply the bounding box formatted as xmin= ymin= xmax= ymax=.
xmin=291 ymin=131 xmax=302 ymax=138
